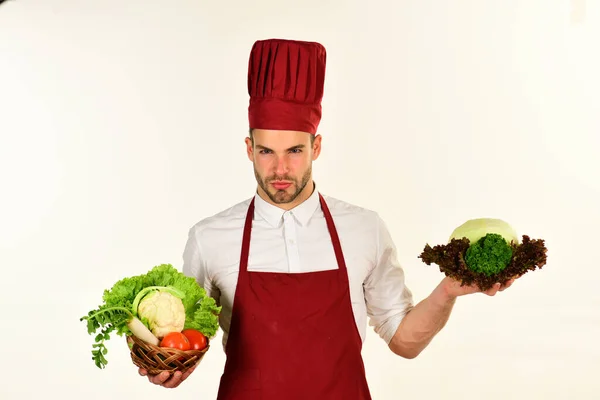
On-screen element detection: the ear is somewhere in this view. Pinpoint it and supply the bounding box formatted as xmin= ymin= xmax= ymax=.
xmin=311 ymin=134 xmax=322 ymax=161
xmin=245 ymin=137 xmax=254 ymax=162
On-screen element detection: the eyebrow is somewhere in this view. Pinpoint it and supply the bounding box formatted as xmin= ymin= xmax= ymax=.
xmin=256 ymin=144 xmax=306 ymax=152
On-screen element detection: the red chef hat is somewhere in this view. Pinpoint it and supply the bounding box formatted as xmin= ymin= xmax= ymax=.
xmin=247 ymin=38 xmax=327 ymax=135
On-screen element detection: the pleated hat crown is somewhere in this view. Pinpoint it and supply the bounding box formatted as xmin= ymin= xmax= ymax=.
xmin=247 ymin=39 xmax=327 ymax=135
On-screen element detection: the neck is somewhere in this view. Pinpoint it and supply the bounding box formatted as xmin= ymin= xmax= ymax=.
xmin=257 ymin=180 xmax=315 ymax=211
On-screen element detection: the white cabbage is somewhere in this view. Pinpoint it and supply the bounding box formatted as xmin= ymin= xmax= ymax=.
xmin=449 ymin=218 xmax=519 ymax=245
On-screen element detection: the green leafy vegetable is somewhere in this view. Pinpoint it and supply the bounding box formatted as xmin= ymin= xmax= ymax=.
xmin=464 ymin=233 xmax=513 ymax=276
xmin=419 ymin=218 xmax=548 ymax=290
xmin=80 ymin=264 xmax=221 ymax=369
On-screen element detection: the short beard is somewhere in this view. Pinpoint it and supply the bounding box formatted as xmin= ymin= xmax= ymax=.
xmin=254 ymin=165 xmax=312 ymax=204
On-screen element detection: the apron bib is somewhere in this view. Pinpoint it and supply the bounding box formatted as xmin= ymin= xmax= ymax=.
xmin=217 ymin=193 xmax=372 ymax=400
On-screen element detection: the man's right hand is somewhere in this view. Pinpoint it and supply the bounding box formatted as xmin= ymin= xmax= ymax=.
xmin=138 ymin=361 xmax=199 ymax=388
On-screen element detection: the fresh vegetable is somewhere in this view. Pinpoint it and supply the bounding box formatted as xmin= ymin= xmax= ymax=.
xmin=80 ymin=264 xmax=221 ymax=369
xmin=137 ymin=289 xmax=186 ymax=338
xmin=80 ymin=306 xmax=160 ymax=369
xmin=419 ymin=218 xmax=548 ymax=291
xmin=449 ymin=218 xmax=519 ymax=246
xmin=127 ymin=315 xmax=160 ymax=346
xmin=464 ymin=233 xmax=513 ymax=276
xmin=160 ymin=332 xmax=191 ymax=351
xmin=182 ymin=328 xmax=208 ymax=350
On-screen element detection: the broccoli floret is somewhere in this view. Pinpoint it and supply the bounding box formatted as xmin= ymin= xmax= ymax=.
xmin=464 ymin=233 xmax=513 ymax=276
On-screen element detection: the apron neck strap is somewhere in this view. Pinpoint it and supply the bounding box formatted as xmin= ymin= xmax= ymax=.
xmin=239 ymin=193 xmax=347 ymax=273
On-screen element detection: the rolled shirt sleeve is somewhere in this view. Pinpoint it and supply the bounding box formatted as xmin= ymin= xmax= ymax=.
xmin=364 ymin=214 xmax=414 ymax=344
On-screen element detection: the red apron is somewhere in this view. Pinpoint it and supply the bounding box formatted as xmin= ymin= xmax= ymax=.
xmin=216 ymin=193 xmax=372 ymax=400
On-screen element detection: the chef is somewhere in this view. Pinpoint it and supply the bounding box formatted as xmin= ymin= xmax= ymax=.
xmin=139 ymin=38 xmax=515 ymax=398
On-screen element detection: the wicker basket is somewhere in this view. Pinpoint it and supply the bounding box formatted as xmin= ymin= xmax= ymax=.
xmin=126 ymin=334 xmax=210 ymax=376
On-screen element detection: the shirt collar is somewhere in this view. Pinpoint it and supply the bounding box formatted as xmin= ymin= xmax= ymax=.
xmin=253 ymin=183 xmax=321 ymax=227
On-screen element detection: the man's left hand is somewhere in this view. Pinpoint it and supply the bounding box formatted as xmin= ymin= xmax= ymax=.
xmin=442 ymin=276 xmax=517 ymax=298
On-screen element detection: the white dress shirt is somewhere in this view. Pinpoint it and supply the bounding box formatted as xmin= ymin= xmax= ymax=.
xmin=182 ymin=187 xmax=414 ymax=350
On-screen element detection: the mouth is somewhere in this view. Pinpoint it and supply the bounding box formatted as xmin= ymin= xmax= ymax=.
xmin=271 ymin=181 xmax=292 ymax=190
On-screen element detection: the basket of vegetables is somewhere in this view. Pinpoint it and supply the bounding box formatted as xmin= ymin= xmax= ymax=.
xmin=419 ymin=218 xmax=548 ymax=291
xmin=80 ymin=264 xmax=221 ymax=376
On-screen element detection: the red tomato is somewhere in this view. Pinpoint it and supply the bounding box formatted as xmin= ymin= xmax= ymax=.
xmin=182 ymin=329 xmax=208 ymax=350
xmin=160 ymin=332 xmax=190 ymax=351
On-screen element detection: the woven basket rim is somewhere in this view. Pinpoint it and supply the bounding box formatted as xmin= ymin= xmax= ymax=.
xmin=127 ymin=333 xmax=210 ymax=375
xmin=127 ymin=334 xmax=210 ymax=354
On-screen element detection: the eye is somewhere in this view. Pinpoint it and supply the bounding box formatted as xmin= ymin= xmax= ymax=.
xmin=259 ymin=149 xmax=272 ymax=154
xmin=289 ymin=148 xmax=302 ymax=153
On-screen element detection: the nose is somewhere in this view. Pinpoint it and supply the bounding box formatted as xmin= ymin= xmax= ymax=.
xmin=275 ymin=156 xmax=288 ymax=176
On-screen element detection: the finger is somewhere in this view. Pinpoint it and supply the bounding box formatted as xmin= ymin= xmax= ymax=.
xmin=499 ymin=279 xmax=515 ymax=291
xmin=181 ymin=370 xmax=193 ymax=382
xmin=182 ymin=365 xmax=195 ymax=379
xmin=138 ymin=368 xmax=147 ymax=376
xmin=148 ymin=371 xmax=170 ymax=385
xmin=182 ymin=362 xmax=199 ymax=380
xmin=485 ymin=283 xmax=501 ymax=296
xmin=162 ymin=371 xmax=183 ymax=389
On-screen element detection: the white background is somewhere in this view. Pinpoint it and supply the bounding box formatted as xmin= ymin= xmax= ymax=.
xmin=1 ymin=1 xmax=599 ymax=399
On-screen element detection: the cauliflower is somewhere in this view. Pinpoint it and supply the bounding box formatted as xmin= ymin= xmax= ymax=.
xmin=136 ymin=290 xmax=186 ymax=338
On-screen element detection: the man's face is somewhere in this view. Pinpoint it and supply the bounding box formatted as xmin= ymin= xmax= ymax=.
xmin=246 ymin=129 xmax=321 ymax=207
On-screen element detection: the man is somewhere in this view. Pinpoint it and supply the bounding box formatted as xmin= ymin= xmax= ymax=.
xmin=139 ymin=38 xmax=515 ymax=398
